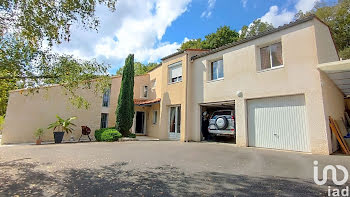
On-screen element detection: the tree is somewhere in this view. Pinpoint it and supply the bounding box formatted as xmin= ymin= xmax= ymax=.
xmin=203 ymin=26 xmax=239 ymax=49
xmin=295 ymin=0 xmax=350 ymax=59
xmin=239 ymin=19 xmax=274 ymax=39
xmin=116 ymin=62 xmax=159 ymax=76
xmin=179 ymin=22 xmax=273 ymax=51
xmin=180 ymin=26 xmax=239 ymax=50
xmin=0 ymin=0 xmax=117 ymax=115
xmin=116 ymin=54 xmax=135 ymax=136
xmin=179 ymin=39 xmax=204 ymax=51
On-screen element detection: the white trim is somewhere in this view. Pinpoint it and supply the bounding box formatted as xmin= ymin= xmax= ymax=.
xmin=209 ymin=59 xmax=224 ymax=81
xmin=168 ymin=105 xmax=181 ymax=140
xmin=257 ymin=65 xmax=284 ymax=73
xmin=258 ymin=41 xmax=284 ymax=71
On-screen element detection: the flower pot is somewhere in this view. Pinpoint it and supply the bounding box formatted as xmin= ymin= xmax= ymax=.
xmin=53 ymin=132 xmax=65 ymax=143
xmin=36 ymin=139 xmax=42 ymax=145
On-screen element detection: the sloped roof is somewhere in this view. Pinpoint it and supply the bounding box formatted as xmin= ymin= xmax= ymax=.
xmin=134 ymin=98 xmax=161 ymax=106
xmin=191 ymin=15 xmax=320 ymax=60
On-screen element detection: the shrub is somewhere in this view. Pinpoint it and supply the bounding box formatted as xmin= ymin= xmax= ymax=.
xmin=128 ymin=133 xmax=136 ymax=138
xmin=34 ymin=128 xmax=44 ymax=139
xmin=100 ymin=129 xmax=122 ymax=142
xmin=94 ymin=127 xmax=113 ymax=142
xmin=0 ymin=115 xmax=4 ymax=131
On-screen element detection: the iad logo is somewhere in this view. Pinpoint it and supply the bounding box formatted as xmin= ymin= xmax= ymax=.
xmin=313 ymin=160 xmax=349 ymax=197
xmin=314 ymin=160 xmax=348 ymax=186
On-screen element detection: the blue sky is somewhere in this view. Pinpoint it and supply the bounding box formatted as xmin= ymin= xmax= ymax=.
xmin=53 ymin=0 xmax=336 ymax=74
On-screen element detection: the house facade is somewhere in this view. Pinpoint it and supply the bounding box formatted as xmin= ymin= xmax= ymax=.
xmin=2 ymin=16 xmax=348 ymax=155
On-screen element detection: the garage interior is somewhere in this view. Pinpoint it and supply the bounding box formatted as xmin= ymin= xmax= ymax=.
xmin=200 ymin=100 xmax=236 ymax=144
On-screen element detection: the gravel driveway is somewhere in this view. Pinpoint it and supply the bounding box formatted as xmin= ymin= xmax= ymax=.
xmin=0 ymin=141 xmax=349 ymax=196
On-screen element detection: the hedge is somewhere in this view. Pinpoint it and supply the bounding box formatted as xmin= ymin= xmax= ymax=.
xmin=95 ymin=128 xmax=122 ymax=142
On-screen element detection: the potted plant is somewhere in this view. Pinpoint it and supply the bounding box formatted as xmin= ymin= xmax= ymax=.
xmin=48 ymin=115 xmax=77 ymax=143
xmin=34 ymin=128 xmax=44 ymax=145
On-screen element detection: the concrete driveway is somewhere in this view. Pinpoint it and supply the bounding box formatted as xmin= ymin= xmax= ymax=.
xmin=0 ymin=141 xmax=349 ymax=196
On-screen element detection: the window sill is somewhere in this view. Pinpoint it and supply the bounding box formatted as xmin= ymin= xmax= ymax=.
xmin=257 ymin=65 xmax=284 ymax=73
xmin=207 ymin=78 xmax=224 ymax=83
xmin=168 ymin=81 xmax=182 ymax=85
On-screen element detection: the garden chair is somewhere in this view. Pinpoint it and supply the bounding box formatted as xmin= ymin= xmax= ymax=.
xmin=79 ymin=126 xmax=92 ymax=142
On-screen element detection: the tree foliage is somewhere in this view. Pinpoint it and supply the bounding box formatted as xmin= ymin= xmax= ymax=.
xmin=180 ymin=21 xmax=272 ymax=50
xmin=116 ymin=54 xmax=135 ymax=136
xmin=295 ymin=0 xmax=350 ymax=59
xmin=116 ymin=62 xmax=159 ymax=76
xmin=239 ymin=19 xmax=274 ymax=39
xmin=0 ymin=0 xmax=117 ymax=115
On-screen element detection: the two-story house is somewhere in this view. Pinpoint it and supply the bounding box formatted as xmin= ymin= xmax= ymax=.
xmin=3 ymin=15 xmax=349 ymax=155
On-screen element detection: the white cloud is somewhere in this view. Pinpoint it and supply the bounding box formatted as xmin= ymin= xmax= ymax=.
xmin=260 ymin=6 xmax=295 ymax=27
xmin=241 ymin=0 xmax=248 ymax=8
xmin=295 ymin=0 xmax=320 ymax=13
xmin=259 ymin=0 xmax=320 ymax=27
xmin=201 ymin=0 xmax=216 ymax=18
xmin=53 ymin=0 xmax=192 ymax=73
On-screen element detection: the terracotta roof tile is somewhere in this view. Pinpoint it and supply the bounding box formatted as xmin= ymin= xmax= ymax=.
xmin=134 ymin=98 xmax=161 ymax=106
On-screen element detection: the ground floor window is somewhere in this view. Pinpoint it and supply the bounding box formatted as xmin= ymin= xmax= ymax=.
xmin=100 ymin=113 xmax=108 ymax=129
xmin=169 ymin=106 xmax=181 ymax=133
xmin=153 ymin=111 xmax=158 ymax=124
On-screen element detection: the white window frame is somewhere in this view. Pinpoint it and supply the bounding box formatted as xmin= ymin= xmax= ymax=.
xmin=259 ymin=42 xmax=284 ymax=71
xmin=168 ymin=61 xmax=182 ymax=84
xmin=168 ymin=105 xmax=181 ymax=134
xmin=152 ymin=110 xmax=158 ymax=125
xmin=210 ymin=59 xmax=224 ymax=81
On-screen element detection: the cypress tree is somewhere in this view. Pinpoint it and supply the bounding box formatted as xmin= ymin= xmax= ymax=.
xmin=116 ymin=54 xmax=135 ymax=136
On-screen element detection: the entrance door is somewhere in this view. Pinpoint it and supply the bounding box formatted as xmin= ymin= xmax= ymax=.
xmin=135 ymin=111 xmax=145 ymax=134
xmin=169 ymin=106 xmax=181 ymax=140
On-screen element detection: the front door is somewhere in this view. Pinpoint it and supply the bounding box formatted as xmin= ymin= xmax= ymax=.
xmin=169 ymin=106 xmax=181 ymax=140
xmin=135 ymin=111 xmax=145 ymax=134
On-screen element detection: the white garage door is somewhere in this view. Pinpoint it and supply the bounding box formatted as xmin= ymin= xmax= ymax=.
xmin=247 ymin=95 xmax=310 ymax=152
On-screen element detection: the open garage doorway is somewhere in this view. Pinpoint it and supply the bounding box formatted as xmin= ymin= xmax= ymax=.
xmin=200 ymin=100 xmax=236 ymax=144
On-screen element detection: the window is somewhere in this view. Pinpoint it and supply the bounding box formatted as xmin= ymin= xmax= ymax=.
xmin=141 ymin=86 xmax=148 ymax=98
xmin=102 ymin=89 xmax=110 ymax=107
xmin=260 ymin=42 xmax=283 ymax=70
xmin=100 ymin=113 xmax=108 ymax=129
xmin=168 ymin=62 xmax=182 ymax=83
xmin=169 ymin=106 xmax=181 ymax=133
xmin=153 ymin=111 xmax=158 ymax=124
xmin=211 ymin=59 xmax=224 ymax=80
xmin=151 ymin=80 xmax=156 ymax=89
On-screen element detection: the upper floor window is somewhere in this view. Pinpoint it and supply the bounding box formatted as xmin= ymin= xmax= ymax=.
xmin=260 ymin=42 xmax=283 ymax=70
xmin=211 ymin=59 xmax=224 ymax=80
xmin=102 ymin=89 xmax=110 ymax=107
xmin=151 ymin=80 xmax=156 ymax=89
xmin=168 ymin=62 xmax=182 ymax=83
xmin=141 ymin=86 xmax=148 ymax=98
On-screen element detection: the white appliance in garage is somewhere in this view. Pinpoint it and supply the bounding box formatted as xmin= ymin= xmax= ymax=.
xmin=247 ymin=95 xmax=310 ymax=152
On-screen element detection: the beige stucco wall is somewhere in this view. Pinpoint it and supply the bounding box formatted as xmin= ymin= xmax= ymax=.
xmin=187 ymin=19 xmax=337 ymax=154
xmin=2 ymin=73 xmax=158 ymax=144
xmin=2 ymin=84 xmax=104 ymax=144
xmin=107 ymin=74 xmax=151 ymax=128
xmin=313 ymin=19 xmax=344 ymax=153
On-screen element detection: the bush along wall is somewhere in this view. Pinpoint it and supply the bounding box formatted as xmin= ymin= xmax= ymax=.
xmin=95 ymin=128 xmax=122 ymax=142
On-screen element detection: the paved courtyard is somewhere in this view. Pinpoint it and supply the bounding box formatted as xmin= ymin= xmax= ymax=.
xmin=0 ymin=141 xmax=349 ymax=196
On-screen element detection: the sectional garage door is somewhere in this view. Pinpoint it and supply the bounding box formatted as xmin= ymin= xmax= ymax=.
xmin=247 ymin=95 xmax=310 ymax=152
